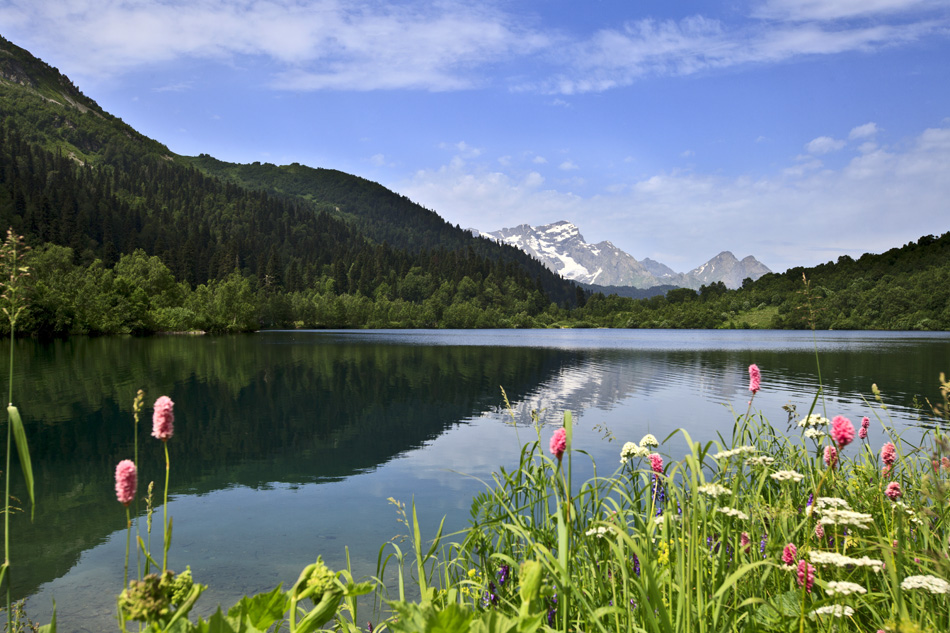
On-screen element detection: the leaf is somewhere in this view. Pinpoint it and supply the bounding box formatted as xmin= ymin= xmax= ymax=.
xmin=37 ymin=600 xmax=56 ymax=633
xmin=228 ymin=584 xmax=288 ymax=632
xmin=196 ymin=609 xmax=238 ymax=633
xmin=8 ymin=405 xmax=35 ymax=520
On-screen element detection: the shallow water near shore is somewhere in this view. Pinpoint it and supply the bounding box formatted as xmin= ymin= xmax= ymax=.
xmin=9 ymin=329 xmax=950 ymax=631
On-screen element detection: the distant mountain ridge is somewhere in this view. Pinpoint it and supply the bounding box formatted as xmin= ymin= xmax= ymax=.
xmin=478 ymin=221 xmax=771 ymax=289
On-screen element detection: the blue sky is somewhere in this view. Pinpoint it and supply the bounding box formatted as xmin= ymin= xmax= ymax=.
xmin=2 ymin=0 xmax=949 ymax=273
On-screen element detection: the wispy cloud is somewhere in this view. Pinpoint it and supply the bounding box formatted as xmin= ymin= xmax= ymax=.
xmin=399 ymin=124 xmax=950 ymax=271
xmin=1 ymin=0 xmax=945 ymax=93
xmin=0 ymin=0 xmax=547 ymax=90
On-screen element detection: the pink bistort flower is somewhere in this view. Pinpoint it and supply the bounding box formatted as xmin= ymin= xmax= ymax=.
xmin=740 ymin=532 xmax=751 ymax=552
xmin=830 ymin=415 xmax=855 ymax=448
xmin=648 ymin=453 xmax=663 ymax=474
xmin=859 ymin=426 xmax=867 ymax=440
xmin=814 ymin=522 xmax=825 ymax=539
xmin=549 ymin=428 xmax=567 ymax=462
xmin=885 ymin=481 xmax=902 ymax=500
xmin=748 ymin=364 xmax=761 ymax=395
xmin=782 ymin=542 xmax=797 ymax=566
xmin=880 ymin=442 xmax=896 ymax=466
xmin=797 ymin=559 xmax=815 ymax=593
xmin=152 ymin=395 xmax=175 ymax=441
xmin=115 ymin=459 xmax=137 ymax=506
xmin=823 ymin=445 xmax=838 ymax=468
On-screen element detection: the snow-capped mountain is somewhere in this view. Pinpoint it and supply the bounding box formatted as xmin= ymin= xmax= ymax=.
xmin=478 ymin=221 xmax=770 ymax=289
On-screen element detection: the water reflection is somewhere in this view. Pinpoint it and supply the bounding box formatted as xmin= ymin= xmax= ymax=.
xmin=10 ymin=330 xmax=949 ymax=631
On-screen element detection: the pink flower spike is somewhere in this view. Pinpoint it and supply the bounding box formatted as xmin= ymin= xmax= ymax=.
xmin=549 ymin=428 xmax=566 ymax=462
xmin=814 ymin=522 xmax=824 ymax=539
xmin=782 ymin=543 xmax=797 ymax=566
xmin=859 ymin=427 xmax=867 ymax=440
xmin=880 ymin=442 xmax=896 ymax=466
xmin=830 ymin=415 xmax=855 ymax=448
xmin=152 ymin=395 xmax=175 ymax=441
xmin=648 ymin=453 xmax=663 ymax=474
xmin=861 ymin=416 xmax=870 ymax=430
xmin=740 ymin=532 xmax=751 ymax=552
xmin=885 ymin=481 xmax=902 ymax=500
xmin=748 ymin=364 xmax=761 ymax=395
xmin=823 ymin=445 xmax=837 ymax=468
xmin=797 ymin=559 xmax=815 ymax=593
xmin=115 ymin=459 xmax=137 ymax=506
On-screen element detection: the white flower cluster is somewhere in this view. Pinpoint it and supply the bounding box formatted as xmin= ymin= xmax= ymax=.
xmin=900 ymin=575 xmax=950 ymax=594
xmin=770 ymin=470 xmax=805 ymax=482
xmin=804 ymin=429 xmax=826 ymax=439
xmin=717 ymin=507 xmax=749 ymax=520
xmin=653 ymin=514 xmax=681 ymax=525
xmin=798 ymin=414 xmax=830 ymax=427
xmin=817 ymin=509 xmax=874 ymax=529
xmin=809 ymin=551 xmax=883 ymax=572
xmin=825 ymin=581 xmax=867 ymax=596
xmin=639 ymin=434 xmax=659 ymax=448
xmin=697 ymin=483 xmax=732 ymax=498
xmin=745 ymin=455 xmax=775 ymax=467
xmin=585 ymin=526 xmax=612 ymax=539
xmin=809 ymin=605 xmax=854 ymax=619
xmin=892 ymin=501 xmax=925 ymax=526
xmin=713 ymin=445 xmax=757 ymax=460
xmin=620 ymin=441 xmax=651 ymax=464
xmin=815 ymin=497 xmax=851 ymax=509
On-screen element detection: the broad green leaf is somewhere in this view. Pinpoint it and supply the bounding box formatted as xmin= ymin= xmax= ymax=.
xmin=8 ymin=405 xmax=35 ymax=520
xmin=36 ymin=600 xmax=56 ymax=633
xmin=228 ymin=584 xmax=288 ymax=631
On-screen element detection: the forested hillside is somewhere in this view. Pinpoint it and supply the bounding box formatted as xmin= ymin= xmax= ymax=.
xmin=0 ymin=34 xmax=582 ymax=334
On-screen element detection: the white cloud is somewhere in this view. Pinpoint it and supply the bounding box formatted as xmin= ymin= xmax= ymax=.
xmin=849 ymin=122 xmax=879 ymax=139
xmin=533 ymin=156 xmax=548 ymax=164
xmin=0 ymin=0 xmax=548 ymax=90
xmin=370 ymin=153 xmax=386 ymax=167
xmin=806 ymin=136 xmax=846 ymax=154
xmin=754 ymin=0 xmax=943 ymax=21
xmin=559 ymin=160 xmax=579 ymax=170
xmin=398 ymin=124 xmax=950 ymax=272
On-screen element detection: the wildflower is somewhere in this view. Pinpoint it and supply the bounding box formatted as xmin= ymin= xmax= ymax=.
xmin=885 ymin=481 xmax=902 ymax=500
xmin=882 ymin=464 xmax=893 ymax=478
xmin=748 ymin=364 xmax=761 ymax=395
xmin=825 ymin=581 xmax=867 ymax=596
xmin=798 ymin=414 xmax=829 ymax=428
xmin=632 ymin=553 xmax=641 ymax=576
xmin=620 ymin=441 xmax=649 ymax=464
xmin=823 ymin=445 xmax=837 ymax=468
xmin=859 ymin=426 xmax=867 ymax=440
xmin=900 ymin=575 xmax=950 ymax=594
xmin=649 ymin=453 xmax=663 ymax=474
xmin=814 ymin=497 xmax=850 ymax=510
xmin=740 ymin=532 xmax=751 ymax=552
xmin=817 ymin=509 xmax=874 ymax=529
xmin=809 ymin=605 xmax=854 ymax=619
xmin=942 ymin=456 xmax=950 ymax=471
xmin=152 ymin=396 xmax=175 ymax=441
xmin=782 ymin=543 xmax=797 ymax=566
xmin=881 ymin=442 xmax=896 ymax=466
xmin=717 ymin=507 xmax=749 ymax=520
xmin=497 ymin=565 xmax=509 ymax=585
xmin=745 ymin=455 xmax=775 ymax=467
xmin=713 ymin=445 xmax=756 ymax=460
xmin=804 ymin=429 xmax=826 ymax=439
xmin=809 ymin=551 xmax=883 ymax=572
xmin=639 ymin=434 xmax=659 ymax=448
xmin=814 ymin=522 xmax=824 ymax=539
xmin=859 ymin=416 xmax=870 ymax=439
xmin=830 ymin=415 xmax=855 ymax=448
xmin=697 ymin=483 xmax=731 ymax=498
xmin=549 ymin=428 xmax=566 ymax=462
xmin=770 ymin=470 xmax=804 ymax=483
xmin=115 ymin=460 xmax=137 ymax=506
xmin=586 ymin=526 xmax=611 ymax=538
xmin=797 ymin=559 xmax=816 ymax=592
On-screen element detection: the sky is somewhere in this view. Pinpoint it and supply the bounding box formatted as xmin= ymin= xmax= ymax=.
xmin=2 ymin=0 xmax=949 ymax=273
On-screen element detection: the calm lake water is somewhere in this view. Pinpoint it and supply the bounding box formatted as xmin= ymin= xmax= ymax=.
xmin=10 ymin=329 xmax=950 ymax=631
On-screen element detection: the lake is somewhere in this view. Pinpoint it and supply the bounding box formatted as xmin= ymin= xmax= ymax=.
xmin=10 ymin=329 xmax=950 ymax=631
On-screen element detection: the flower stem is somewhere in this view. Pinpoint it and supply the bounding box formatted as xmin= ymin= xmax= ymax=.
xmin=163 ymin=441 xmax=170 ymax=573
